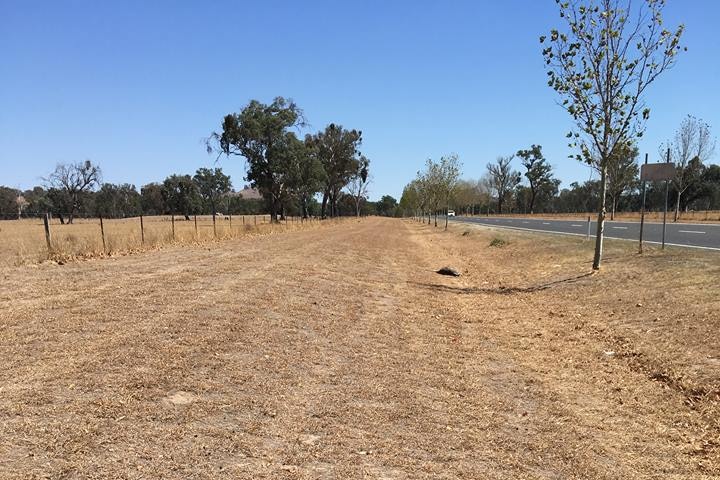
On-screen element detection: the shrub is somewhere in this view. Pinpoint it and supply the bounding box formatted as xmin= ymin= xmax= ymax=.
xmin=489 ymin=237 xmax=508 ymax=248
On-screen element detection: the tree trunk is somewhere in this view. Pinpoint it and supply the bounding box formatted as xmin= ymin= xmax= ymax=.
xmin=434 ymin=211 xmax=437 ymax=227
xmin=321 ymin=190 xmax=329 ymax=219
xmin=328 ymin=189 xmax=337 ymax=218
xmin=610 ymin=196 xmax=616 ymax=221
xmin=301 ymin=196 xmax=308 ymax=219
xmin=269 ymin=196 xmax=279 ymax=223
xmin=444 ymin=202 xmax=449 ymax=231
xmin=529 ymin=189 xmax=536 ymax=215
xmin=592 ymin=165 xmax=608 ymax=271
xmin=674 ymin=193 xmax=681 ymax=222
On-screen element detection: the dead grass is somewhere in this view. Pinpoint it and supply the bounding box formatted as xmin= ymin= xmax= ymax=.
xmin=0 ymin=215 xmax=333 ymax=266
xmin=0 ymin=217 xmax=717 ymax=478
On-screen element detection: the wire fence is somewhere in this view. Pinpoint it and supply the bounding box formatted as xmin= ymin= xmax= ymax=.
xmin=0 ymin=213 xmax=330 ymax=266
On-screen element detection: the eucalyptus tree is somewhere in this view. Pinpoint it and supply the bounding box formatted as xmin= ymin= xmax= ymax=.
xmin=308 ymin=124 xmax=363 ymax=218
xmin=193 ymin=167 xmax=232 ymax=215
xmin=486 ymin=156 xmax=521 ymax=214
xmin=0 ymin=187 xmax=19 ymax=218
xmin=162 ymin=174 xmax=201 ymax=220
xmin=662 ymin=115 xmax=716 ymax=221
xmin=45 ymin=160 xmax=102 ymax=223
xmin=399 ymin=181 xmax=421 ymax=218
xmin=208 ymin=97 xmax=304 ymax=222
xmin=288 ymin=137 xmax=326 ymax=219
xmin=346 ymin=155 xmax=370 ymax=217
xmin=141 ymin=183 xmax=166 ymax=215
xmin=375 ymin=195 xmax=398 ymax=217
xmin=541 ymin=0 xmax=684 ymax=269
xmin=94 ymin=183 xmax=142 ymax=218
xmin=516 ymin=145 xmax=555 ymax=214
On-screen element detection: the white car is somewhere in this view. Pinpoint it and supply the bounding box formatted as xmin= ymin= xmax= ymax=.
xmin=447 ymin=210 xmax=455 ymax=217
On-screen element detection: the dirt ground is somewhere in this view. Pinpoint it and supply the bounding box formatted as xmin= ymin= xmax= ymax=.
xmin=1 ymin=217 xmax=718 ymax=479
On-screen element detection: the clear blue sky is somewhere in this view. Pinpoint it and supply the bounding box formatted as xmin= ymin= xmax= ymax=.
xmin=1 ymin=0 xmax=718 ymax=200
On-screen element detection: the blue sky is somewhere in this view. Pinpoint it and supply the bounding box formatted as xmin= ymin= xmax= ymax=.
xmin=1 ymin=0 xmax=718 ymax=200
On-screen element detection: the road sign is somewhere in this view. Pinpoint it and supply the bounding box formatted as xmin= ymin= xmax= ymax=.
xmin=641 ymin=162 xmax=676 ymax=181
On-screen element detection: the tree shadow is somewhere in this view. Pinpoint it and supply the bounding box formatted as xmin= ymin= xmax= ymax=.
xmin=409 ymin=271 xmax=595 ymax=295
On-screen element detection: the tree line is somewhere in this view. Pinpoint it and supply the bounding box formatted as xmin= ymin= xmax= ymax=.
xmin=0 ymin=164 xmax=261 ymax=223
xmin=1 ymin=96 xmax=405 ymax=222
xmin=0 ymin=160 xmax=400 ymax=222
xmin=399 ymin=154 xmax=462 ymax=230
xmin=400 ymin=115 xmax=717 ymax=222
xmin=206 ymin=97 xmax=375 ymax=222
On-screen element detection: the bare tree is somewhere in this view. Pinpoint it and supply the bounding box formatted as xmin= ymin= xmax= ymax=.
xmin=486 ymin=156 xmax=520 ymax=214
xmin=45 ymin=160 xmax=102 ymax=223
xmin=542 ymin=0 xmax=685 ymax=269
xmin=663 ymin=115 xmax=716 ymax=221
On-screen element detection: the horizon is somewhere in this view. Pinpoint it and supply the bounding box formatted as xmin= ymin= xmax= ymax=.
xmin=2 ymin=0 xmax=719 ymax=200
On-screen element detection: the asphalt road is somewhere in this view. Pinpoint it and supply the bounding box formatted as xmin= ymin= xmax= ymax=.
xmin=450 ymin=216 xmax=720 ymax=251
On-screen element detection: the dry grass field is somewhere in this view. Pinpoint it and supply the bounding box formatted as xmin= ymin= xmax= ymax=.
xmin=1 ymin=217 xmax=718 ymax=478
xmin=0 ymin=215 xmax=311 ymax=266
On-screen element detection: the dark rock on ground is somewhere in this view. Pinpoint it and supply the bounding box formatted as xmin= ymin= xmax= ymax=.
xmin=437 ymin=267 xmax=461 ymax=277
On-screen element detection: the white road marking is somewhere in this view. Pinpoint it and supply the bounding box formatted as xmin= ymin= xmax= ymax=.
xmin=455 ymin=220 xmax=720 ymax=251
xmin=612 ymin=226 xmax=628 ymax=230
xmin=679 ymin=230 xmax=706 ymax=234
xmin=571 ymin=224 xmax=583 ymax=227
xmin=522 ymin=221 xmax=529 ymax=224
xmin=542 ymin=222 xmax=550 ymax=225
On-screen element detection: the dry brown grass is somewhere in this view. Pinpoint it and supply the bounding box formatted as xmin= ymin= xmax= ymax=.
xmin=0 ymin=217 xmax=717 ymax=478
xmin=0 ymin=215 xmax=329 ymax=266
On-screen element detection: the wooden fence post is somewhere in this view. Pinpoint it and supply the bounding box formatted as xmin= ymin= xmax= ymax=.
xmin=140 ymin=215 xmax=145 ymax=245
xmin=212 ymin=212 xmax=217 ymax=238
xmin=171 ymin=214 xmax=175 ymax=240
xmin=194 ymin=215 xmax=198 ymax=239
xmin=43 ymin=213 xmax=52 ymax=252
xmin=99 ymin=216 xmax=107 ymax=253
